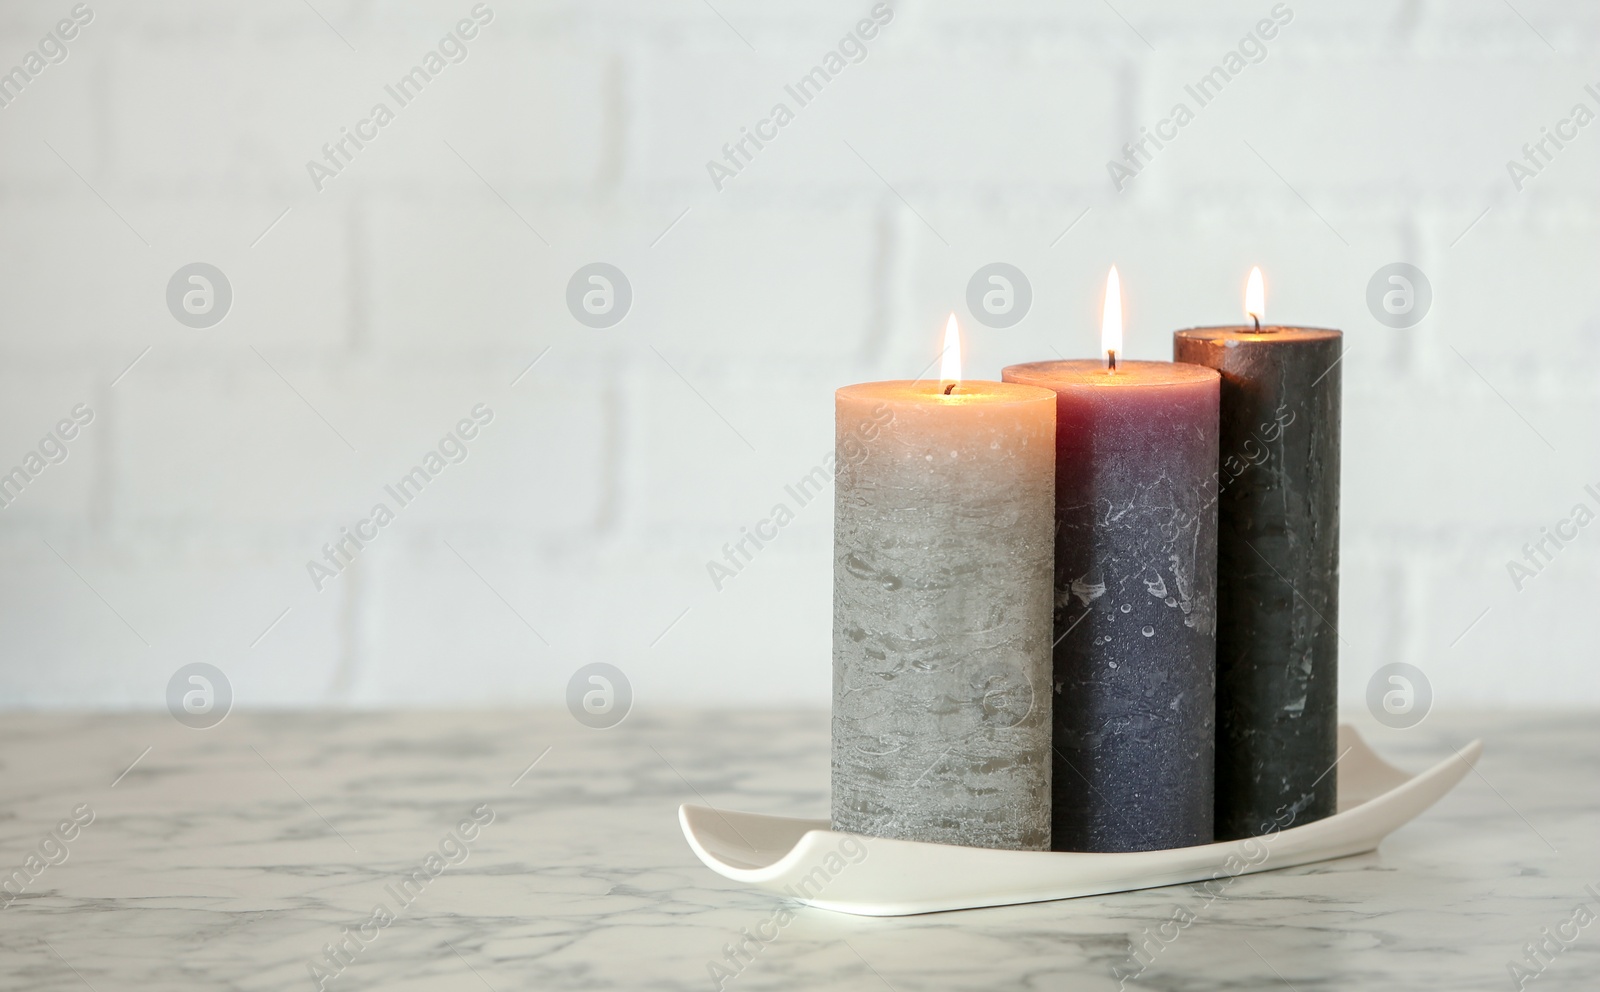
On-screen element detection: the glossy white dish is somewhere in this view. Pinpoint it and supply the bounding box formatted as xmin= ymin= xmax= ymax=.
xmin=680 ymin=725 xmax=1481 ymax=916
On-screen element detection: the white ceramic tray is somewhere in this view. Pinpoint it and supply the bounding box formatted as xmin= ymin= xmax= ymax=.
xmin=680 ymin=725 xmax=1481 ymax=916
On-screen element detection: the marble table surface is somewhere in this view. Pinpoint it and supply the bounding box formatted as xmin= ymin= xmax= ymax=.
xmin=0 ymin=708 xmax=1595 ymax=991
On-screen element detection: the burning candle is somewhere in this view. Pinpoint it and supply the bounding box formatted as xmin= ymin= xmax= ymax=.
xmin=833 ymin=316 xmax=1058 ymax=851
xmin=1004 ymin=269 xmax=1220 ymax=853
xmin=1173 ymin=270 xmax=1343 ymax=841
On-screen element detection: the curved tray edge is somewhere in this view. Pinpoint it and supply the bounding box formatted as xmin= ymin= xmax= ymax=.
xmin=681 ymin=730 xmax=1482 ymax=916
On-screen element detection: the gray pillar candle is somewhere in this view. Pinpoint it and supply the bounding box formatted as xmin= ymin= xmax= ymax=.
xmin=1172 ymin=322 xmax=1342 ymax=841
xmin=1002 ymin=360 xmax=1221 ymax=853
xmin=832 ymin=375 xmax=1057 ymax=851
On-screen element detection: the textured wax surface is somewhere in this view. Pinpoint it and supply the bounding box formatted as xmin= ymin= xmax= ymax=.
xmin=1174 ymin=328 xmax=1343 ymax=841
xmin=1004 ymin=361 xmax=1220 ymax=853
xmin=831 ymin=383 xmax=1056 ymax=851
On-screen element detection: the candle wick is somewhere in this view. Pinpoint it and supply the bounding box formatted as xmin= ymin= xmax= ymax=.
xmin=1252 ymin=315 xmax=1260 ymax=332
xmin=943 ymin=383 xmax=956 ymax=395
xmin=1106 ymin=351 xmax=1117 ymax=373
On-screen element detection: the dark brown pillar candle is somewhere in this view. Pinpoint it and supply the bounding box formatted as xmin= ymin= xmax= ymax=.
xmin=1172 ymin=319 xmax=1343 ymax=841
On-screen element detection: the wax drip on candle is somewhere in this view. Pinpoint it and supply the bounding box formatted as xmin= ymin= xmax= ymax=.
xmin=940 ymin=313 xmax=962 ymax=395
xmin=1102 ymin=266 xmax=1122 ymax=373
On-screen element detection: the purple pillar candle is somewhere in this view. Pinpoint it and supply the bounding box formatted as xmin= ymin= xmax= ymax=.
xmin=1001 ymin=270 xmax=1221 ymax=852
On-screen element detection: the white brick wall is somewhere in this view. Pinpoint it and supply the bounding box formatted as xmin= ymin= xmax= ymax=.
xmin=1 ymin=0 xmax=1596 ymax=711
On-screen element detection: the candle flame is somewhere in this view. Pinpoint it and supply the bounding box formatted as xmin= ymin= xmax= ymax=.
xmin=1102 ymin=266 xmax=1123 ymax=369
xmin=1245 ymin=266 xmax=1265 ymax=326
xmin=939 ymin=313 xmax=962 ymax=392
